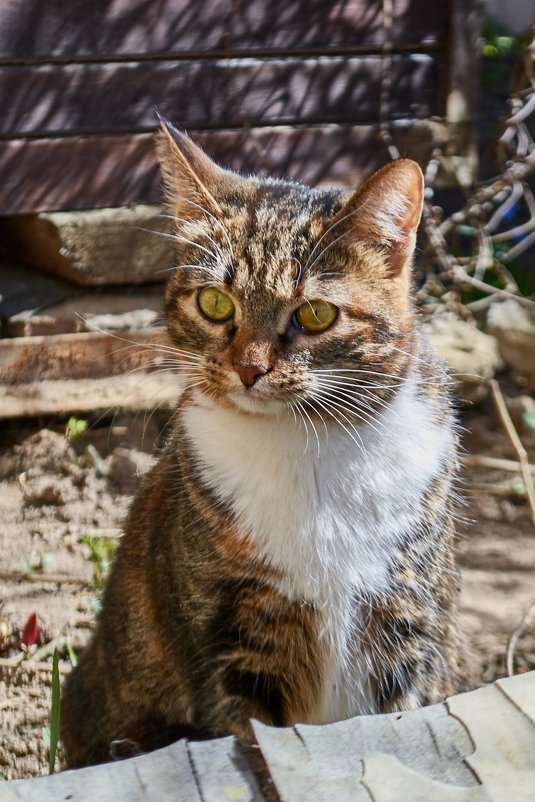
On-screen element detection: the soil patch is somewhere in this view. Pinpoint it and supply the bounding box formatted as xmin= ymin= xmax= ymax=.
xmin=1 ymin=398 xmax=534 ymax=779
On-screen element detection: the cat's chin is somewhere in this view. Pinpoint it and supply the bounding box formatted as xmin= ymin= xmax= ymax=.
xmin=224 ymin=391 xmax=288 ymax=417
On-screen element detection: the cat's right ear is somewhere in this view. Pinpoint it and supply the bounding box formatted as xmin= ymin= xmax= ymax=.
xmin=156 ymin=118 xmax=239 ymax=222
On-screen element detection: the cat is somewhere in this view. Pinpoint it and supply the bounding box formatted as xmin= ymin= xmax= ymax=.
xmin=61 ymin=121 xmax=461 ymax=768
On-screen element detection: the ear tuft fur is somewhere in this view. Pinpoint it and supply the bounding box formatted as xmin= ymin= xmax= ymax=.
xmin=156 ymin=119 xmax=241 ymax=222
xmin=333 ymin=159 xmax=424 ymax=276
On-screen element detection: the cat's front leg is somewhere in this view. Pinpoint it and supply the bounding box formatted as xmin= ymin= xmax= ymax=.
xmin=190 ymin=577 xmax=325 ymax=739
xmin=361 ymin=590 xmax=459 ymax=714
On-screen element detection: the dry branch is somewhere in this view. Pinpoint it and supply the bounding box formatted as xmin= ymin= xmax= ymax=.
xmin=506 ymin=603 xmax=535 ymax=677
xmin=0 ymin=657 xmax=71 ymax=675
xmin=489 ymin=379 xmax=535 ymax=525
xmin=0 ymin=570 xmax=90 ymax=586
xmin=463 ymin=454 xmax=535 ymax=474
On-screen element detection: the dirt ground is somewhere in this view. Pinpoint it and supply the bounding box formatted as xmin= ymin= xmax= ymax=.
xmin=0 ymin=391 xmax=534 ymax=780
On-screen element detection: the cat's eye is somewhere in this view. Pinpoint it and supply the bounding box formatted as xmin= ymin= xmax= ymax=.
xmin=198 ymin=286 xmax=235 ymax=322
xmin=295 ymin=300 xmax=338 ymax=333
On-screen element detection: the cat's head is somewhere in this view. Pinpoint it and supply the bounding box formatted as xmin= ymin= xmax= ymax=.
xmin=157 ymin=121 xmax=424 ymax=421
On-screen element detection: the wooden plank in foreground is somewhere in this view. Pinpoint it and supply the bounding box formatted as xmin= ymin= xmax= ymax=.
xmin=2 ymin=672 xmax=535 ymax=802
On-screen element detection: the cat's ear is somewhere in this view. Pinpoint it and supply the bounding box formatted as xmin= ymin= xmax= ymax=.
xmin=156 ymin=118 xmax=240 ymax=221
xmin=334 ymin=159 xmax=424 ymax=277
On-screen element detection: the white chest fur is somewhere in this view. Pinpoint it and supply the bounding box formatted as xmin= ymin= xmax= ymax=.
xmin=182 ymin=380 xmax=452 ymax=722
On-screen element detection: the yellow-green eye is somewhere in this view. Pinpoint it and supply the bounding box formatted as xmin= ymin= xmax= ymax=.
xmin=198 ymin=287 xmax=235 ymax=322
xmin=295 ymin=300 xmax=338 ymax=332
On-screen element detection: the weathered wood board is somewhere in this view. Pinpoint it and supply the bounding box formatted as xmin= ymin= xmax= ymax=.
xmin=0 ymin=374 xmax=180 ymax=418
xmin=2 ymin=672 xmax=535 ymax=802
xmin=0 ymin=329 xmax=171 ymax=385
xmin=0 ymin=0 xmax=466 ymax=214
xmin=0 ymin=123 xmax=433 ymax=215
xmin=1 ymin=55 xmax=439 ymax=137
xmin=0 ymin=0 xmax=448 ymax=60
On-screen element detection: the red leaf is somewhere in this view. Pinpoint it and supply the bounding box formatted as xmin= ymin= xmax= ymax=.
xmin=21 ymin=612 xmax=39 ymax=647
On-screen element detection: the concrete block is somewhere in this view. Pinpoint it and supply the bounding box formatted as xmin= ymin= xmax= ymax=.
xmin=0 ymin=206 xmax=174 ymax=286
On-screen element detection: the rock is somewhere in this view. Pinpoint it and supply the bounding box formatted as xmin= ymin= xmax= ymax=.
xmin=486 ymin=299 xmax=535 ymax=387
xmin=0 ymin=206 xmax=174 ymax=286
xmin=106 ymin=447 xmax=155 ymax=491
xmin=22 ymin=476 xmax=78 ymax=507
xmin=14 ymin=429 xmax=78 ymax=478
xmin=423 ymin=311 xmax=503 ymax=397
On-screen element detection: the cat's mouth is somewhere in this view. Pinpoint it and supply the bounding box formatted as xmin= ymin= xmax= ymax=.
xmin=225 ymin=389 xmax=288 ymax=416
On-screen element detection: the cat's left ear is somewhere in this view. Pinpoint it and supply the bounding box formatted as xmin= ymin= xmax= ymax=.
xmin=333 ymin=159 xmax=424 ymax=277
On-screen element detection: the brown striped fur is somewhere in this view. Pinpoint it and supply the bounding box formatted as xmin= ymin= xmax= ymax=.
xmin=61 ymin=123 xmax=461 ymax=768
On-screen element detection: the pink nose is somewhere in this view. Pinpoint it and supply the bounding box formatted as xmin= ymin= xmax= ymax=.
xmin=233 ymin=362 xmax=270 ymax=388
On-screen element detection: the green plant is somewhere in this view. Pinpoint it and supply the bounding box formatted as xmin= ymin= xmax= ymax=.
xmin=48 ymin=648 xmax=61 ymax=774
xmin=66 ymin=416 xmax=88 ymax=440
xmin=66 ymin=642 xmax=78 ymax=668
xmin=523 ymin=412 xmax=535 ymax=430
xmin=80 ymin=534 xmax=117 ymax=587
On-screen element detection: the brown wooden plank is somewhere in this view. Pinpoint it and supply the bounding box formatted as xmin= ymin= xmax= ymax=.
xmin=0 ymin=329 xmax=171 ymax=384
xmin=0 ymin=134 xmax=159 ymax=214
xmin=0 ymin=54 xmax=440 ymax=138
xmin=0 ymin=124 xmax=434 ymax=214
xmin=0 ymin=0 xmax=449 ymax=61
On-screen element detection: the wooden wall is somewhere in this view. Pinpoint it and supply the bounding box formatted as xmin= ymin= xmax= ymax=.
xmin=0 ymin=0 xmax=459 ymax=214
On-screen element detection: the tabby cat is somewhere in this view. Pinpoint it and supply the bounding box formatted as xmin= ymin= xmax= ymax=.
xmin=61 ymin=122 xmax=460 ymax=767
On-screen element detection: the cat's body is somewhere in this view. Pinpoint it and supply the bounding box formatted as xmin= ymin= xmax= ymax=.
xmin=61 ymin=125 xmax=461 ymax=768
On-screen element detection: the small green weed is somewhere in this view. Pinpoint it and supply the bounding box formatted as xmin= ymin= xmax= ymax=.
xmin=66 ymin=642 xmax=78 ymax=668
xmin=48 ymin=648 xmax=61 ymax=774
xmin=80 ymin=534 xmax=117 ymax=587
xmin=66 ymin=416 xmax=88 ymax=440
xmin=523 ymin=412 xmax=535 ymax=431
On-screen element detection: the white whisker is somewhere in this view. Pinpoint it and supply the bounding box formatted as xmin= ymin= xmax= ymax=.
xmin=293 ymin=399 xmax=310 ymax=457
xmin=308 ymin=393 xmax=365 ymax=455
xmin=299 ymin=398 xmax=322 ymax=457
xmin=315 ymin=390 xmax=388 ymax=438
xmin=160 ymin=195 xmax=235 ymax=263
xmin=304 ymin=207 xmax=359 ymax=271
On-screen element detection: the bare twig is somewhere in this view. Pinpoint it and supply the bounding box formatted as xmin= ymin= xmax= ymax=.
xmin=506 ymin=603 xmax=535 ymax=676
xmin=0 ymin=570 xmax=90 ymax=586
xmin=420 ymin=33 xmax=535 ymax=313
xmin=466 ymin=481 xmax=518 ymax=496
xmin=80 ymin=528 xmax=122 ymax=540
xmin=0 ymin=656 xmax=71 ymax=675
xmin=31 ymin=635 xmax=68 ymax=664
xmin=489 ymin=379 xmax=535 ymax=525
xmin=451 ymin=265 xmax=535 ymax=308
xmin=463 ymin=454 xmax=535 ymax=474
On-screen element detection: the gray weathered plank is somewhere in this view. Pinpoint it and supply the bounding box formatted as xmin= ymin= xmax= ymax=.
xmin=0 ymin=206 xmax=173 ymax=286
xmin=3 ymin=673 xmax=535 ymax=802
xmin=0 ymin=329 xmax=172 ymax=384
xmin=6 ymin=738 xmax=202 ymax=802
xmin=187 ymin=737 xmax=264 ymax=801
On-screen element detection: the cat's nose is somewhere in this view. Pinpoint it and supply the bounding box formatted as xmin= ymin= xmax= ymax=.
xmin=233 ymin=362 xmax=271 ymax=388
